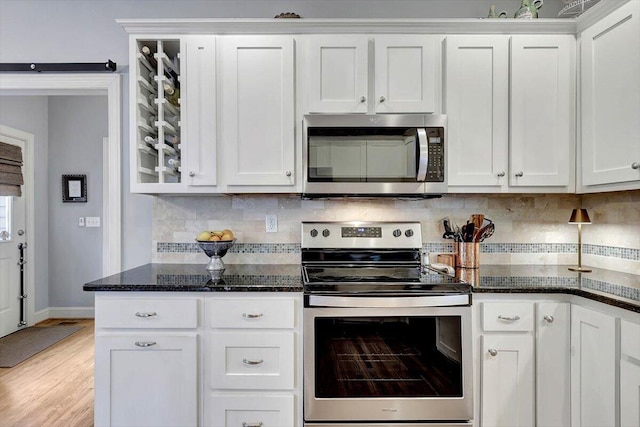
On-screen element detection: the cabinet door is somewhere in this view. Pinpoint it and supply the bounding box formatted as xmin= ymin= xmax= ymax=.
xmin=94 ymin=334 xmax=198 ymax=427
xmin=184 ymin=35 xmax=217 ymax=186
xmin=220 ymin=35 xmax=295 ymax=186
xmin=571 ymin=305 xmax=616 ymax=427
xmin=374 ymin=35 xmax=439 ymax=113
xmin=445 ymin=36 xmax=509 ymax=188
xmin=620 ymin=359 xmax=640 ymax=427
xmin=581 ymin=0 xmax=640 ymax=187
xmin=306 ymin=35 xmax=369 ymax=113
xmin=536 ymin=302 xmax=571 ymax=427
xmin=481 ymin=334 xmax=534 ymax=427
xmin=206 ymin=394 xmax=294 ymax=427
xmin=510 ymin=35 xmax=573 ymax=187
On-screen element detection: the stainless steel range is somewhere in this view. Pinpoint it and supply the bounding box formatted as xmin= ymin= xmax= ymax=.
xmin=302 ymin=221 xmax=473 ymax=427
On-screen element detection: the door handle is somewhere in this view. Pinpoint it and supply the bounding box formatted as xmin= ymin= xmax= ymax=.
xmin=416 ymin=128 xmax=428 ymax=181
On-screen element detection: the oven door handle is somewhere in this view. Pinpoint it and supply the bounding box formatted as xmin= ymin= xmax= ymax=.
xmin=307 ymin=294 xmax=469 ymax=308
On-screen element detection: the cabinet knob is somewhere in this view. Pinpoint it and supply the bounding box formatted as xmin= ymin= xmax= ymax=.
xmin=360 ymin=96 xmax=366 ymax=103
xmin=515 ymin=171 xmax=524 ymax=177
xmin=632 ymin=162 xmax=640 ymax=170
xmin=543 ymin=315 xmax=555 ymax=323
xmin=135 ymin=311 xmax=157 ymax=318
xmin=189 ymin=171 xmax=196 ymax=177
xmin=135 ymin=341 xmax=157 ymax=347
xmin=379 ymin=96 xmax=386 ymax=103
xmin=497 ymin=171 xmax=506 ymax=177
xmin=285 ymin=170 xmax=292 ymax=177
xmin=498 ymin=315 xmax=521 ymax=321
xmin=488 ymin=348 xmax=498 ymax=356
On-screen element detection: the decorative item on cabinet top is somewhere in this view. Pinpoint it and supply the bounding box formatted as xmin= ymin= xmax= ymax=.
xmin=515 ymin=0 xmax=544 ymax=18
xmin=558 ymin=0 xmax=602 ymax=17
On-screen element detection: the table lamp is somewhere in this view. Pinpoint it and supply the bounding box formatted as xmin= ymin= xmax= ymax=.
xmin=568 ymin=208 xmax=592 ymax=272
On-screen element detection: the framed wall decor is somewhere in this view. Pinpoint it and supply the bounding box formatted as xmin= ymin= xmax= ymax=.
xmin=62 ymin=174 xmax=87 ymax=202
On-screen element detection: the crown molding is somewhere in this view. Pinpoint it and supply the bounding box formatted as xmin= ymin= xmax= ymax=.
xmin=117 ymin=18 xmax=577 ymax=36
xmin=575 ymin=0 xmax=633 ymax=32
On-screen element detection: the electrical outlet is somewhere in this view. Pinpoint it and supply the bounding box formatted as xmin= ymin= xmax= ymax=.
xmin=78 ymin=217 xmax=85 ymax=227
xmin=265 ymin=214 xmax=278 ymax=233
xmin=86 ymin=216 xmax=101 ymax=228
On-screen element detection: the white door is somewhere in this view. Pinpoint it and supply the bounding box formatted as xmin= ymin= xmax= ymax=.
xmin=0 ymin=138 xmax=26 ymax=338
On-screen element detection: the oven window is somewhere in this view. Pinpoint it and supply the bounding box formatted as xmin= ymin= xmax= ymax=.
xmin=314 ymin=316 xmax=463 ymax=398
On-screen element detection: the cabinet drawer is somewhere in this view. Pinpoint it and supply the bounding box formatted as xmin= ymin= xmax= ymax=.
xmin=210 ymin=332 xmax=294 ymax=390
xmin=621 ymin=319 xmax=640 ymax=360
xmin=96 ymin=298 xmax=199 ymax=329
xmin=482 ymin=302 xmax=534 ymax=332
xmin=206 ymin=394 xmax=294 ymax=427
xmin=210 ymin=298 xmax=295 ymax=329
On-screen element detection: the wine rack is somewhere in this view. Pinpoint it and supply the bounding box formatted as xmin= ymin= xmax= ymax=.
xmin=134 ymin=39 xmax=181 ymax=184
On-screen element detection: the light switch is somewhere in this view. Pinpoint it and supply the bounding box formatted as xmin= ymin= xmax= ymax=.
xmin=78 ymin=217 xmax=85 ymax=227
xmin=86 ymin=217 xmax=101 ymax=227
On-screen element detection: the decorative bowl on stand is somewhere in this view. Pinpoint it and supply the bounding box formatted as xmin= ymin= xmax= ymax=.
xmin=196 ymin=239 xmax=236 ymax=281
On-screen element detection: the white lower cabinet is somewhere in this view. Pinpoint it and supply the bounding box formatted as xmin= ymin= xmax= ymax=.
xmin=206 ymin=395 xmax=294 ymax=427
xmin=94 ymin=295 xmax=201 ymax=427
xmin=571 ymin=304 xmax=616 ymax=427
xmin=94 ymin=292 xmax=302 ymax=427
xmin=477 ymin=298 xmax=571 ymax=427
xmin=620 ymin=319 xmax=640 ymax=427
xmin=204 ymin=295 xmax=302 ymax=427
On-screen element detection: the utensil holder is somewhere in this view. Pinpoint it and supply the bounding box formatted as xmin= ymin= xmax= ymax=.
xmin=455 ymin=242 xmax=480 ymax=269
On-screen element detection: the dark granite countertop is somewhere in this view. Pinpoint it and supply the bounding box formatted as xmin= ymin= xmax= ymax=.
xmin=84 ymin=262 xmax=640 ymax=313
xmin=83 ymin=263 xmax=303 ymax=292
xmin=457 ymin=265 xmax=640 ymax=313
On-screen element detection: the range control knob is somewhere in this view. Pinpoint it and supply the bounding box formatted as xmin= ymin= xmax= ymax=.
xmin=405 ymin=229 xmax=414 ymax=237
xmin=310 ymin=229 xmax=318 ymax=238
xmin=322 ymin=229 xmax=330 ymax=238
xmin=393 ymin=229 xmax=402 ymax=238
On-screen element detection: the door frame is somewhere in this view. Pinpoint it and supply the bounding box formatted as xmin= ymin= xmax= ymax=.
xmin=0 ymin=74 xmax=122 ymax=321
xmin=0 ymin=126 xmax=34 ymax=329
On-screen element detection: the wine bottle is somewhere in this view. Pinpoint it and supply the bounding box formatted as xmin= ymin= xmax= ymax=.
xmin=164 ymin=83 xmax=181 ymax=107
xmin=140 ymin=45 xmax=158 ymax=68
xmin=164 ymin=115 xmax=180 ymax=128
xmin=143 ymin=135 xmax=157 ymax=145
xmin=167 ymin=158 xmax=181 ymax=171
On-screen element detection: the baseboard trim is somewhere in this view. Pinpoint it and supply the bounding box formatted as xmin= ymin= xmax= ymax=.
xmin=34 ymin=307 xmax=95 ymax=323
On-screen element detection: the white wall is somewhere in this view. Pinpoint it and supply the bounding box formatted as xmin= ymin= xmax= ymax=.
xmin=47 ymin=96 xmax=106 ymax=307
xmin=0 ymin=96 xmax=50 ymax=311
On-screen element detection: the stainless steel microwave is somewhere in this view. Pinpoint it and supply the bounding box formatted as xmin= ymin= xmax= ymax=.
xmin=302 ymin=114 xmax=447 ymax=198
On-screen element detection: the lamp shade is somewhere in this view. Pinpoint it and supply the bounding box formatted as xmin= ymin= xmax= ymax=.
xmin=568 ymin=208 xmax=591 ymax=224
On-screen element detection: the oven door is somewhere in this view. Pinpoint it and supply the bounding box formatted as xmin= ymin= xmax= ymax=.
xmin=304 ymin=302 xmax=473 ymax=423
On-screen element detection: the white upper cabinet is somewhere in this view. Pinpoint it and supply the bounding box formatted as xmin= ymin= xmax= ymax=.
xmin=305 ymin=35 xmax=440 ymax=114
xmin=306 ymin=35 xmax=369 ymax=113
xmin=374 ymin=35 xmax=439 ymax=113
xmin=445 ymin=35 xmax=509 ymax=188
xmin=219 ymin=35 xmax=296 ymax=187
xmin=579 ymin=0 xmax=640 ymax=191
xmin=510 ymin=35 xmax=574 ymax=188
xmin=446 ymin=34 xmax=574 ymax=192
xmin=183 ymin=35 xmax=217 ymax=187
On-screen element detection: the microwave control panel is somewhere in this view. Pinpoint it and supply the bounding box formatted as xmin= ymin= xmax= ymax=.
xmin=425 ymin=128 xmax=445 ymax=182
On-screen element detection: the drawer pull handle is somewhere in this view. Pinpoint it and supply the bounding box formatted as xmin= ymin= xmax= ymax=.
xmin=488 ymin=348 xmax=498 ymax=357
xmin=242 ymin=358 xmax=264 ymax=366
xmin=242 ymin=423 xmax=263 ymax=427
xmin=498 ymin=315 xmax=520 ymax=321
xmin=543 ymin=315 xmax=555 ymax=323
xmin=135 ymin=311 xmax=157 ymax=318
xmin=135 ymin=341 xmax=157 ymax=348
xmin=242 ymin=313 xmax=263 ymax=319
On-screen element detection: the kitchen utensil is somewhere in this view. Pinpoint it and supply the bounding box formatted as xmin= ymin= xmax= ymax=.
xmin=442 ymin=218 xmax=455 ymax=239
xmin=470 ymin=214 xmax=484 ymax=229
xmin=476 ymin=223 xmax=495 ymax=242
xmin=464 ymin=223 xmax=475 ymax=242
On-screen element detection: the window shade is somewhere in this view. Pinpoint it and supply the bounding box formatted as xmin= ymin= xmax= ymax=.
xmin=0 ymin=142 xmax=24 ymax=197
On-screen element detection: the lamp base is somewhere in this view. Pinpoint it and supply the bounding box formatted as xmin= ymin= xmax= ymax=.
xmin=568 ymin=266 xmax=592 ymax=273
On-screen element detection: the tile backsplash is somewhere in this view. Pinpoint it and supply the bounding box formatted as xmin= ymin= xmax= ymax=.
xmin=153 ymin=191 xmax=640 ymax=275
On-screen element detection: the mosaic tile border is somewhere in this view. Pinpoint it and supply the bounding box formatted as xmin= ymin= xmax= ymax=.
xmin=157 ymin=274 xmax=301 ymax=287
xmin=584 ymin=244 xmax=640 ymax=261
xmin=157 ymin=242 xmax=639 ymax=262
xmin=479 ymin=276 xmax=579 ymax=288
xmin=582 ymin=277 xmax=640 ymax=301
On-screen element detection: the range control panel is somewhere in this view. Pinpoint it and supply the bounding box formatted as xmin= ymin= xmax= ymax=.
xmin=302 ymin=221 xmax=422 ymax=249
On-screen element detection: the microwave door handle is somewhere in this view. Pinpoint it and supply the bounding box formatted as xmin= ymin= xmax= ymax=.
xmin=416 ymin=128 xmax=428 ymax=181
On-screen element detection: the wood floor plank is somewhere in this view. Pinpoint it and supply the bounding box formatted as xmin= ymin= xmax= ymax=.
xmin=0 ymin=319 xmax=94 ymax=427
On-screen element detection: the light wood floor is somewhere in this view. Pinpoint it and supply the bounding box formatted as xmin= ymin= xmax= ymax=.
xmin=0 ymin=319 xmax=95 ymax=427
